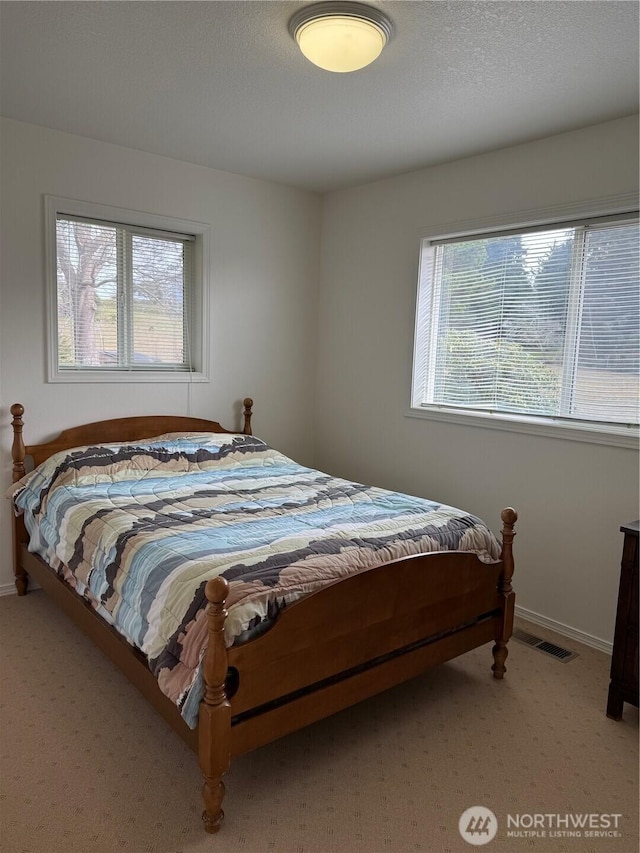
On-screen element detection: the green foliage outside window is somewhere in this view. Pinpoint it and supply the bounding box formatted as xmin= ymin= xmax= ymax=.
xmin=435 ymin=329 xmax=561 ymax=414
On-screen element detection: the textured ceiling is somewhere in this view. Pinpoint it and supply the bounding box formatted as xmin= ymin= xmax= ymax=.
xmin=1 ymin=1 xmax=638 ymax=192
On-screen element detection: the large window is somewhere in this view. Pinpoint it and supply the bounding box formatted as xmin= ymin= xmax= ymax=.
xmin=411 ymin=212 xmax=639 ymax=440
xmin=46 ymin=198 xmax=209 ymax=382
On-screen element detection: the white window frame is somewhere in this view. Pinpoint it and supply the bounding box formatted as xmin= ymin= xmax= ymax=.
xmin=409 ymin=194 xmax=640 ymax=450
xmin=45 ymin=196 xmax=210 ymax=383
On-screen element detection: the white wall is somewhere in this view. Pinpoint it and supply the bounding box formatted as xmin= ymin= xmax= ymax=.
xmin=0 ymin=118 xmax=321 ymax=591
xmin=2 ymin=115 xmax=638 ymax=649
xmin=316 ymin=116 xmax=639 ymax=649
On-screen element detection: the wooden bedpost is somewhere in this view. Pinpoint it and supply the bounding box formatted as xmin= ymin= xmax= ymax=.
xmin=10 ymin=404 xmax=29 ymax=596
xmin=242 ymin=397 xmax=253 ymax=436
xmin=11 ymin=403 xmax=26 ymax=483
xmin=199 ymin=576 xmax=231 ymax=834
xmin=492 ymin=507 xmax=518 ymax=679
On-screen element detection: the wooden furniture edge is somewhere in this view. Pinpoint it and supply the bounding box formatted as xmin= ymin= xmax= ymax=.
xmin=606 ymin=521 xmax=639 ymax=719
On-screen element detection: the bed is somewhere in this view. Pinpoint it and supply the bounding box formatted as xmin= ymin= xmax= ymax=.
xmin=9 ymin=398 xmax=517 ymax=833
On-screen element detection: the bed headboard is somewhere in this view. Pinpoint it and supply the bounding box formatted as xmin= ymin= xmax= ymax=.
xmin=10 ymin=398 xmax=253 ymax=480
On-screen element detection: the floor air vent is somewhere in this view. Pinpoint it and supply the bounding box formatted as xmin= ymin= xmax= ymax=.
xmin=512 ymin=628 xmax=579 ymax=663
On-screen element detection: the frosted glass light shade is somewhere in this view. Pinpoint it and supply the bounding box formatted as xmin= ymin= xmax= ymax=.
xmin=289 ymin=3 xmax=393 ymax=73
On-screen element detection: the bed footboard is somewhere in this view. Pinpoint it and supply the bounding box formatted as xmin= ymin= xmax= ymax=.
xmin=198 ymin=508 xmax=518 ymax=831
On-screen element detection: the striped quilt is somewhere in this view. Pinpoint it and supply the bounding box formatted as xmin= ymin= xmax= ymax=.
xmin=9 ymin=432 xmax=501 ymax=727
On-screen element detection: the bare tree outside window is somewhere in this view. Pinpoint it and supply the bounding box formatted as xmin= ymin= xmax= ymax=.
xmin=56 ymin=219 xmax=117 ymax=366
xmin=56 ymin=217 xmax=191 ymax=370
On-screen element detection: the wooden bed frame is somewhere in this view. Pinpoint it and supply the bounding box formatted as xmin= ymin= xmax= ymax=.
xmin=10 ymin=399 xmax=517 ymax=833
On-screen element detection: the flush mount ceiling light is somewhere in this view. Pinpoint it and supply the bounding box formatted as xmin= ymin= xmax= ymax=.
xmin=288 ymin=2 xmax=394 ymax=73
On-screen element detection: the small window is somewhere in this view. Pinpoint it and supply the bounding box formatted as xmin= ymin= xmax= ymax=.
xmin=46 ymin=198 xmax=209 ymax=383
xmin=411 ymin=213 xmax=639 ymax=437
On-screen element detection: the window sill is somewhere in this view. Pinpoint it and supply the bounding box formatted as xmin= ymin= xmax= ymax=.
xmin=406 ymin=405 xmax=639 ymax=450
xmin=48 ymin=370 xmax=209 ymax=384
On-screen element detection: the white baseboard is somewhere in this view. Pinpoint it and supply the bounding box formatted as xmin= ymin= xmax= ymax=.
xmin=0 ymin=581 xmax=41 ymax=596
xmin=515 ymin=604 xmax=613 ymax=656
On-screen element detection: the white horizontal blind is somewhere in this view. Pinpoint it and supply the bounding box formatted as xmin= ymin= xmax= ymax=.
xmin=56 ymin=215 xmax=193 ymax=370
xmin=573 ymin=224 xmax=638 ymax=422
xmin=414 ymin=217 xmax=639 ymax=426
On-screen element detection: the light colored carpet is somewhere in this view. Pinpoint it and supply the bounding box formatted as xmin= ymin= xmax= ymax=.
xmin=0 ymin=590 xmax=637 ymax=853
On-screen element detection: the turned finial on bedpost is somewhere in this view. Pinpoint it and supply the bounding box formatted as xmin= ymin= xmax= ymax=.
xmin=199 ymin=576 xmax=231 ymax=833
xmin=499 ymin=507 xmax=517 ymax=594
xmin=492 ymin=507 xmax=518 ymax=680
xmin=242 ymin=397 xmax=253 ymax=436
xmin=11 ymin=404 xmax=26 ymax=483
